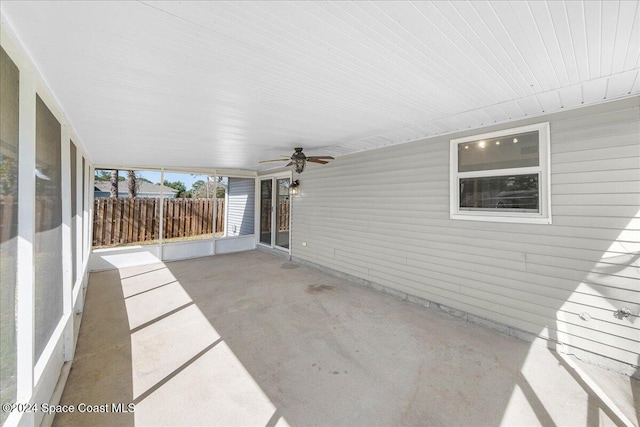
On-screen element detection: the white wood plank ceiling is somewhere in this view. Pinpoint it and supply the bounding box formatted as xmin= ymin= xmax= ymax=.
xmin=2 ymin=1 xmax=639 ymax=170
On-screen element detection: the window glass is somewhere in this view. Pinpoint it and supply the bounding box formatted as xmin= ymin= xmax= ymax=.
xmin=260 ymin=180 xmax=272 ymax=244
xmin=35 ymin=95 xmax=63 ymax=360
xmin=0 ymin=46 xmax=19 ymax=424
xmin=276 ymin=178 xmax=290 ymax=248
xmin=460 ymin=174 xmax=539 ymax=212
xmin=458 ymin=130 xmax=539 ymax=172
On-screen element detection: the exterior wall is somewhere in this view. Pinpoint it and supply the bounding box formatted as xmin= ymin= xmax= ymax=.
xmin=227 ymin=177 xmax=255 ymax=237
xmin=292 ymin=97 xmax=639 ymax=372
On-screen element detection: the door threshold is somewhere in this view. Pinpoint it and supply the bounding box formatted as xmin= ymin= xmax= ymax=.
xmin=256 ymin=244 xmax=291 ymax=259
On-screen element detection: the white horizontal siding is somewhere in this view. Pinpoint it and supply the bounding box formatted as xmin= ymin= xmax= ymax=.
xmin=293 ymin=97 xmax=640 ymax=368
xmin=226 ymin=178 xmax=255 ymax=237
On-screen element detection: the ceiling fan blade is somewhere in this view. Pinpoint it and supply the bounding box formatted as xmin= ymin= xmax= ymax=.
xmin=259 ymin=158 xmax=289 ymax=163
xmin=307 ymin=156 xmax=334 ymax=160
xmin=307 ymin=158 xmax=329 ymax=164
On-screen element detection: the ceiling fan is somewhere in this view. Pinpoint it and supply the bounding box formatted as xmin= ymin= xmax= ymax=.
xmin=259 ymin=147 xmax=334 ymax=174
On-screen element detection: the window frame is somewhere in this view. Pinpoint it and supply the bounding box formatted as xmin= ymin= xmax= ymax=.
xmin=449 ymin=122 xmax=552 ymax=224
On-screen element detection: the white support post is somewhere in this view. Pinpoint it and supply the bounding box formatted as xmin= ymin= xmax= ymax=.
xmin=212 ymin=172 xmax=218 ymax=255
xmin=60 ymin=124 xmax=74 ymax=361
xmin=82 ymin=164 xmax=92 ymax=288
xmin=223 ymin=177 xmax=229 ymax=237
xmin=16 ymin=66 xmax=36 ymax=423
xmin=289 ymin=171 xmax=293 ymax=252
xmin=74 ymin=146 xmax=83 ymax=310
xmin=254 ymin=178 xmax=260 ymax=247
xmin=159 ymin=169 xmax=164 ymax=260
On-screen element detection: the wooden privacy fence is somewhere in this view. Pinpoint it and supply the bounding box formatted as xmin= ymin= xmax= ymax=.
xmin=93 ymin=198 xmax=225 ymax=247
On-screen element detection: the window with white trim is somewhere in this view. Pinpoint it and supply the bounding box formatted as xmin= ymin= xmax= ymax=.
xmin=450 ymin=122 xmax=551 ymax=224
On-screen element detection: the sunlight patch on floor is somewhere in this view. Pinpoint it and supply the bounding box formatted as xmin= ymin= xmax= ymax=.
xmin=134 ymin=341 xmax=284 ymax=426
xmin=125 ymin=282 xmax=193 ymax=329
xmin=501 ymin=342 xmax=586 ymax=426
xmin=121 ymin=266 xmax=179 ymax=297
xmin=499 ymin=384 xmax=541 ymax=426
xmin=119 ymin=264 xmax=289 ymax=427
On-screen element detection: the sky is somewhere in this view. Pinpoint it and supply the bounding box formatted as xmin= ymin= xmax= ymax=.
xmin=96 ymin=169 xmax=219 ymax=190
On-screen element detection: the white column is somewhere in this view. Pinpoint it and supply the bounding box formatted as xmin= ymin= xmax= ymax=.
xmin=16 ymin=66 xmax=36 ymax=423
xmin=212 ymin=173 xmax=218 ymax=255
xmin=159 ymin=169 xmax=164 ymax=259
xmin=223 ymin=178 xmax=229 ymax=237
xmin=82 ymin=163 xmax=92 ymax=287
xmin=254 ymin=178 xmax=260 ymax=247
xmin=60 ymin=124 xmax=74 ymax=361
xmin=74 ymin=146 xmax=83 ymax=311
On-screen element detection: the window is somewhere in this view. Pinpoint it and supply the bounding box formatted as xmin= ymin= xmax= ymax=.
xmin=450 ymin=122 xmax=551 ymax=224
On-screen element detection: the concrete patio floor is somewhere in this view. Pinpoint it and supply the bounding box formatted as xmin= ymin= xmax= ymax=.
xmin=55 ymin=250 xmax=638 ymax=426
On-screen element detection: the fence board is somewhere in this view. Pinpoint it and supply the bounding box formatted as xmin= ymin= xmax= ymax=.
xmin=203 ymin=199 xmax=210 ymax=235
xmin=127 ymin=199 xmax=134 ymax=242
xmin=93 ymin=199 xmax=101 ymax=246
xmin=179 ymin=199 xmax=185 ymax=237
xmin=186 ymin=200 xmax=192 ymax=236
xmin=164 ymin=198 xmax=171 ymax=238
xmin=105 ymin=199 xmax=113 ymax=245
xmin=172 ymin=199 xmax=178 ymax=238
xmin=152 ymin=199 xmax=158 ymax=239
xmin=147 ymin=199 xmax=154 ymax=240
xmin=193 ymin=199 xmax=200 ymax=235
xmin=143 ymin=198 xmax=149 ymax=240
xmin=132 ymin=199 xmax=140 ymax=243
xmin=114 ymin=199 xmax=122 ymax=244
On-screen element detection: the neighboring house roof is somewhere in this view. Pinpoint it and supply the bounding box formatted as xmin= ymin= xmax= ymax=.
xmin=94 ymin=181 xmax=179 ymax=196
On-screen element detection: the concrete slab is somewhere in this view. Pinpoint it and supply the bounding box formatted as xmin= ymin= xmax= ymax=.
xmin=55 ymin=250 xmax=639 ymax=427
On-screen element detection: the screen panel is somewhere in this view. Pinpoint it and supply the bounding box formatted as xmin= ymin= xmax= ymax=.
xmin=0 ymin=46 xmax=19 ymax=424
xmin=34 ymin=95 xmax=63 ymax=360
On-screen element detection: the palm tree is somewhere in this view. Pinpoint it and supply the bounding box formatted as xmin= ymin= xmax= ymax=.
xmin=127 ymin=170 xmax=136 ymax=198
xmin=110 ymin=169 xmax=118 ymax=198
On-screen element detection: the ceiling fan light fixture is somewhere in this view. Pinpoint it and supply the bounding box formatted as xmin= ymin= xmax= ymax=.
xmin=293 ymin=159 xmax=306 ymax=174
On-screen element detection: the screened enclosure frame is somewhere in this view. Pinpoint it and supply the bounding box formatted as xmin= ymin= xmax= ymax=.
xmin=1 ymin=24 xmax=95 ymax=427
xmin=90 ymin=166 xmax=258 ymax=262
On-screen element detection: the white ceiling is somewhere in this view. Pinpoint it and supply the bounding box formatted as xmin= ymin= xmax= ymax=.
xmin=2 ymin=1 xmax=639 ymax=171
